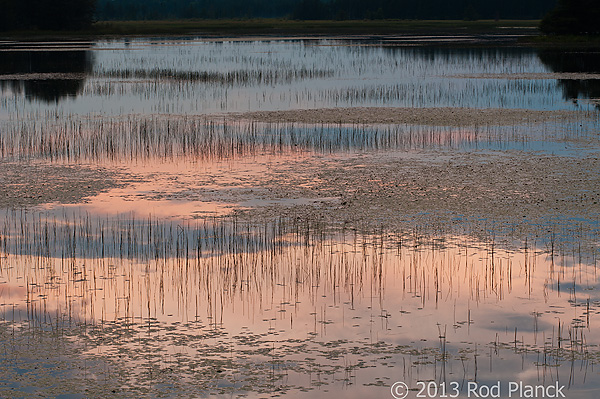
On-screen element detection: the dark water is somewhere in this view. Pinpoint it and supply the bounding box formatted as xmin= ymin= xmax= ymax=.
xmin=538 ymin=50 xmax=600 ymax=105
xmin=0 ymin=44 xmax=93 ymax=103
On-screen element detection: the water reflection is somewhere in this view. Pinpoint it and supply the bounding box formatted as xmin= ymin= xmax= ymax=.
xmin=1 ymin=38 xmax=599 ymax=398
xmin=1 ymin=39 xmax=597 ymax=117
xmin=0 ymin=210 xmax=597 ymax=397
xmin=538 ymin=50 xmax=600 ymax=106
xmin=0 ymin=48 xmax=93 ymax=103
xmin=2 ymin=116 xmax=595 ymax=162
xmin=0 ymin=40 xmax=599 ymax=113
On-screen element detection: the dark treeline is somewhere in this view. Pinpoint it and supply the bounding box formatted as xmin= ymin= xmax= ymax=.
xmin=93 ymin=0 xmax=557 ymax=21
xmin=0 ymin=0 xmax=95 ymax=30
xmin=96 ymin=0 xmax=295 ymax=19
xmin=540 ymin=0 xmax=600 ymax=34
xmin=2 ymin=0 xmax=595 ymax=36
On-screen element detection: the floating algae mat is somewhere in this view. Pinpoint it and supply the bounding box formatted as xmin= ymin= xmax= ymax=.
xmin=1 ymin=38 xmax=600 ymax=398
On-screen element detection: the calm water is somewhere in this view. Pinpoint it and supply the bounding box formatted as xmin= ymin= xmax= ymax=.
xmin=1 ymin=39 xmax=599 ymax=117
xmin=0 ymin=38 xmax=600 ymax=398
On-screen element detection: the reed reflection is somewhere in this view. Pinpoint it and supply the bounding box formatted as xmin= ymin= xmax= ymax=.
xmin=0 ymin=210 xmax=597 ymax=397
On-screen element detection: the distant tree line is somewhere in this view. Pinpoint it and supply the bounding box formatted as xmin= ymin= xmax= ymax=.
xmin=3 ymin=0 xmax=596 ymax=36
xmin=95 ymin=0 xmax=296 ymax=20
xmin=0 ymin=0 xmax=96 ymax=31
xmin=93 ymin=0 xmax=556 ymax=21
xmin=540 ymin=0 xmax=600 ymax=34
xmin=292 ymin=0 xmax=556 ymax=21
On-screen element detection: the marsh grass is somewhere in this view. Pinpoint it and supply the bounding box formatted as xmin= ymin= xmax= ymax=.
xmin=5 ymin=41 xmax=593 ymax=120
xmin=2 ymin=115 xmax=586 ymax=162
xmin=98 ymin=67 xmax=335 ymax=85
xmin=0 ymin=210 xmax=597 ymax=397
xmin=1 ymin=37 xmax=600 ymax=398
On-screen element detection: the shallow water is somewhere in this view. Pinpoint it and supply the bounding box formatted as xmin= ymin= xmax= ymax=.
xmin=0 ymin=211 xmax=598 ymax=398
xmin=1 ymin=39 xmax=599 ymax=118
xmin=1 ymin=38 xmax=600 ymax=398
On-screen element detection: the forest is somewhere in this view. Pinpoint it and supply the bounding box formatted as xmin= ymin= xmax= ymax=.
xmin=1 ymin=0 xmax=597 ymax=35
xmin=0 ymin=0 xmax=96 ymax=30
xmin=94 ymin=0 xmax=556 ymax=21
xmin=0 ymin=0 xmax=557 ymax=31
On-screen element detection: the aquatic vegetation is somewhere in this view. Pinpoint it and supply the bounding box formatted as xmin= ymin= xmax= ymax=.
xmin=1 ymin=38 xmax=600 ymax=398
xmin=97 ymin=67 xmax=335 ymax=85
xmin=1 ymin=114 xmax=598 ymax=162
xmin=0 ymin=210 xmax=598 ymax=397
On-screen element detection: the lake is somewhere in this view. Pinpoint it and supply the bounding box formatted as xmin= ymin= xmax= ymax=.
xmin=0 ymin=37 xmax=599 ymax=399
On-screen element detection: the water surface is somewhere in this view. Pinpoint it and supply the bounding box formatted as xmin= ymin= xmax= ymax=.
xmin=0 ymin=38 xmax=599 ymax=398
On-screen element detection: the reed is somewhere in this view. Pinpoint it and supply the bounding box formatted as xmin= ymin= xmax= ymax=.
xmin=2 ymin=115 xmax=588 ymax=162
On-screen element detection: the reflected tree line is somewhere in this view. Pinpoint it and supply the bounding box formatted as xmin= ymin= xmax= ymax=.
xmin=538 ymin=51 xmax=600 ymax=105
xmin=0 ymin=50 xmax=94 ymax=103
xmin=0 ymin=47 xmax=598 ymax=104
